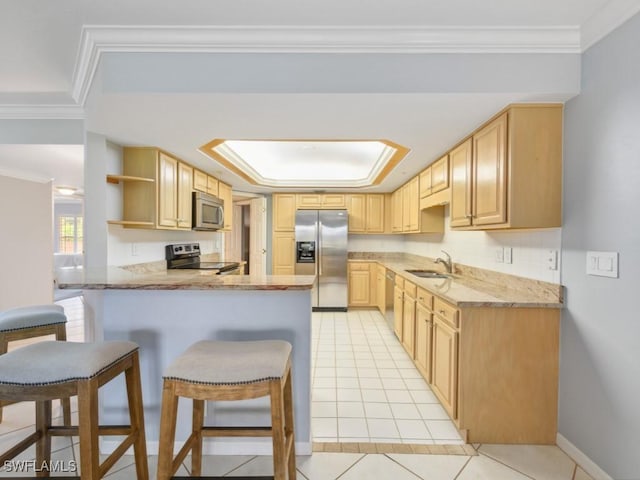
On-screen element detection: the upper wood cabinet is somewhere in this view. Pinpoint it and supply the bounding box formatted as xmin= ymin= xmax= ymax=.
xmin=118 ymin=147 xmax=192 ymax=230
xmin=450 ymin=104 xmax=563 ymax=230
xmin=430 ymin=155 xmax=449 ymax=194
xmin=273 ymin=194 xmax=297 ymax=232
xmin=297 ymin=193 xmax=345 ymax=208
xmin=419 ymin=167 xmax=432 ymax=198
xmin=347 ymin=194 xmax=385 ymax=233
xmin=393 ymin=176 xmax=444 ymax=234
xmin=193 ymin=170 xmax=219 ymax=197
xmin=218 ymin=181 xmax=233 ymax=231
xmin=272 ymin=231 xmax=295 ymax=275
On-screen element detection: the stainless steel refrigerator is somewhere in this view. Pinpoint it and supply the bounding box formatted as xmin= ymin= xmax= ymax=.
xmin=295 ymin=209 xmax=348 ymax=311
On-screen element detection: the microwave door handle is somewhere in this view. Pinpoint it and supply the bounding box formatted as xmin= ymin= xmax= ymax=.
xmin=219 ymin=205 xmax=224 ymax=228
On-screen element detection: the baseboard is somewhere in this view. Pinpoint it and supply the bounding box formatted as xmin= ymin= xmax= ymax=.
xmin=556 ymin=433 xmax=613 ymax=480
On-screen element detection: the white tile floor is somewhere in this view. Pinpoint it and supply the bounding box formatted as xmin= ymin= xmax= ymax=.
xmin=312 ymin=309 xmax=463 ymax=444
xmin=0 ymin=299 xmax=595 ymax=479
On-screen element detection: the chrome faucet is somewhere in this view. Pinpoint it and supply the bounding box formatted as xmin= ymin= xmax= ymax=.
xmin=435 ymin=250 xmax=453 ymax=274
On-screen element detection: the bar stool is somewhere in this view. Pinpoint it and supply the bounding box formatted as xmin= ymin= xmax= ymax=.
xmin=0 ymin=340 xmax=149 ymax=480
xmin=0 ymin=304 xmax=71 ymax=425
xmin=157 ymin=340 xmax=296 ymax=480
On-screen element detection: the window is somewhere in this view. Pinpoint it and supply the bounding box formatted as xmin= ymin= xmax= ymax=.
xmin=57 ymin=215 xmax=83 ymax=254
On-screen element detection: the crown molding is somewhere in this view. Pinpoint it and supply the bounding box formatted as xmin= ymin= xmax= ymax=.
xmin=0 ymin=105 xmax=85 ymax=120
xmin=580 ymin=0 xmax=640 ymax=51
xmin=71 ymin=24 xmax=582 ymax=104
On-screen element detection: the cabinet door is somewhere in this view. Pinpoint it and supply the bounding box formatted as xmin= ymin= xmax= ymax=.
xmin=376 ymin=269 xmax=385 ymax=314
xmin=408 ymin=176 xmax=419 ymax=231
xmin=272 ymin=231 xmax=295 ymax=275
xmin=348 ymin=269 xmax=371 ymax=306
xmin=177 ymin=162 xmax=193 ymax=229
xmin=402 ymin=295 xmax=416 ymax=358
xmin=415 ymin=302 xmax=433 ymax=382
xmin=158 ymin=152 xmax=178 ymax=228
xmin=218 ymin=181 xmax=233 ymax=231
xmin=449 ymin=139 xmax=473 ymax=228
xmin=322 ymin=194 xmax=346 ymax=208
xmin=473 ymin=112 xmax=507 ymax=226
xmin=347 ymin=194 xmax=366 ymax=232
xmin=366 ymin=194 xmax=385 ymax=233
xmin=391 ymin=190 xmax=403 ymax=232
xmin=273 ymin=194 xmax=296 ymax=231
xmin=193 ymin=169 xmax=208 ymax=192
xmin=206 ymin=176 xmax=219 ymax=196
xmin=419 ymin=167 xmax=432 ymax=198
xmin=297 ymin=194 xmax=322 ymax=208
xmin=432 ymin=316 xmax=458 ymax=419
xmin=393 ymin=285 xmax=404 ymax=340
xmin=430 ymin=154 xmax=449 ymax=194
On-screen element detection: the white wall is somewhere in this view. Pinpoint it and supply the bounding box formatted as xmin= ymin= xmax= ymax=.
xmin=349 ymin=207 xmax=562 ymax=283
xmin=404 ymin=207 xmax=562 ymax=283
xmin=559 ymin=11 xmax=640 ymax=479
xmin=0 ymin=175 xmax=53 ymax=309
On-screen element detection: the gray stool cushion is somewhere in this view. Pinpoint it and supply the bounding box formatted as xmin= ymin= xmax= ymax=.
xmin=0 ymin=305 xmax=67 ymax=333
xmin=0 ymin=341 xmax=138 ymax=386
xmin=164 ymin=340 xmax=292 ymax=385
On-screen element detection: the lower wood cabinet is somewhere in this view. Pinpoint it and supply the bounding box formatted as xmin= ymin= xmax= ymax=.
xmin=402 ymin=282 xmax=416 ymax=357
xmin=393 ymin=285 xmax=403 ymax=340
xmin=376 ymin=265 xmax=386 ymax=314
xmin=414 ymin=299 xmax=433 ymax=383
xmin=431 ymin=313 xmax=459 ymax=420
xmin=348 ymin=262 xmax=377 ymax=307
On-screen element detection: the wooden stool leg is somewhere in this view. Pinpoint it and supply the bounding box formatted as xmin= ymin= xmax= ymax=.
xmin=0 ymin=334 xmax=7 ymax=423
xmin=77 ymin=379 xmax=100 ymax=480
xmin=125 ymin=352 xmax=149 ymax=480
xmin=157 ymin=380 xmax=179 ymax=480
xmin=54 ymin=325 xmax=72 ymax=427
xmin=35 ymin=400 xmax=52 ymax=478
xmin=270 ymin=378 xmax=287 ymax=480
xmin=284 ymin=370 xmax=296 ymax=480
xmin=191 ymin=399 xmax=205 ymax=477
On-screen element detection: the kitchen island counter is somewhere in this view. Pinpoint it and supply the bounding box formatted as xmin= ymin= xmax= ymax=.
xmin=56 ymin=267 xmax=315 ymax=456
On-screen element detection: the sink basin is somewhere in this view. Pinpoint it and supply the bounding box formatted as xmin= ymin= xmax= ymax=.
xmin=405 ymin=269 xmax=451 ymax=279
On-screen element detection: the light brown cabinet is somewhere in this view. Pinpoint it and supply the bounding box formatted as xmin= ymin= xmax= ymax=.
xmin=347 ymin=194 xmax=385 ymax=233
xmin=393 ymin=280 xmax=404 ymax=340
xmin=414 ymin=288 xmax=434 ymax=382
xmin=117 ymin=147 xmax=192 ymax=230
xmin=218 ymin=181 xmax=233 ymax=231
xmin=430 ymin=155 xmax=449 ymax=194
xmin=297 ymin=193 xmax=345 ymax=208
xmin=376 ymin=264 xmax=386 ymax=314
xmin=391 ymin=189 xmax=403 ymax=232
xmin=450 ymin=104 xmax=563 ymax=230
xmin=348 ymin=262 xmax=376 ymax=307
xmin=401 ymin=281 xmax=417 ymax=357
xmin=273 ymin=194 xmax=297 ymax=232
xmin=431 ymin=309 xmax=459 ymax=420
xmin=272 ymin=231 xmax=295 ymax=275
xmin=193 ymin=170 xmax=219 ymax=196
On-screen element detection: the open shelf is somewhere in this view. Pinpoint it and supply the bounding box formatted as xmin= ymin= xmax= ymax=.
xmin=106 ymin=175 xmax=155 ymax=185
xmin=107 ymin=220 xmax=155 ymax=227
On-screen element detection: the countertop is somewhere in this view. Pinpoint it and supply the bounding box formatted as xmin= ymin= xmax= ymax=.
xmin=349 ymin=257 xmax=563 ymax=308
xmin=55 ymin=266 xmax=316 ymax=291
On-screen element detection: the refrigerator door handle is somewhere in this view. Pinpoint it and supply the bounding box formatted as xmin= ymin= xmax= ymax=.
xmin=317 ymin=219 xmax=323 ymax=276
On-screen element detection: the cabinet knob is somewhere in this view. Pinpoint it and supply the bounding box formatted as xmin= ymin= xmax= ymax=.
xmin=439 ymin=310 xmax=446 ymax=315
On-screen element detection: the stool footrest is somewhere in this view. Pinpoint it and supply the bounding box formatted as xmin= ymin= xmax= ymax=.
xmin=201 ymin=426 xmax=273 ymax=438
xmin=47 ymin=424 xmax=134 ymax=437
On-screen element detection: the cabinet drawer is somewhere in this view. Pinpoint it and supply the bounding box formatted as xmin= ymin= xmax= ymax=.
xmin=395 ymin=275 xmax=404 ymax=289
xmin=349 ymin=262 xmax=370 ymax=271
xmin=417 ymin=288 xmax=434 ymax=309
xmin=404 ymin=281 xmax=417 ymax=299
xmin=433 ymin=298 xmax=459 ymax=329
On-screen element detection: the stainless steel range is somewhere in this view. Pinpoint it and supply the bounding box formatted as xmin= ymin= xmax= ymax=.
xmin=165 ymin=243 xmax=240 ymax=274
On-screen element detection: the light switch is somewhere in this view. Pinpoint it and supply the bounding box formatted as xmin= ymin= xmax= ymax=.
xmin=495 ymin=248 xmax=504 ymax=263
xmin=504 ymin=247 xmax=512 ymax=264
xmin=586 ymin=251 xmax=618 ymax=278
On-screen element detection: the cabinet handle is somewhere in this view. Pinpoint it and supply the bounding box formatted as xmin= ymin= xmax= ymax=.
xmin=439 ymin=309 xmax=446 ymax=315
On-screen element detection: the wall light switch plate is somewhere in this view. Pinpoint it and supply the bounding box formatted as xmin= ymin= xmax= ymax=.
xmin=495 ymin=248 xmax=504 ymax=263
xmin=586 ymin=251 xmax=618 ymax=278
xmin=504 ymin=247 xmax=512 ymax=264
xmin=131 ymin=243 xmax=138 ymax=256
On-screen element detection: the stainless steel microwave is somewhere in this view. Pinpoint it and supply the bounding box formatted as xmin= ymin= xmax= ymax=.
xmin=192 ymin=191 xmax=224 ymax=230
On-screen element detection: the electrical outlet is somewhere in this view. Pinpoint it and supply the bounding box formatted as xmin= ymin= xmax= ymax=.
xmin=131 ymin=243 xmax=138 ymax=256
xmin=504 ymin=247 xmax=512 ymax=264
xmin=547 ymin=250 xmax=558 ymax=270
xmin=495 ymin=248 xmax=504 ymax=263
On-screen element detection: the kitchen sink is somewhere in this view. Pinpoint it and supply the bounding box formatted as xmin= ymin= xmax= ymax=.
xmin=405 ymin=269 xmax=451 ymax=279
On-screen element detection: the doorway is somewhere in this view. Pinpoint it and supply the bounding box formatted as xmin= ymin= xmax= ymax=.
xmin=224 ymin=194 xmax=267 ymax=275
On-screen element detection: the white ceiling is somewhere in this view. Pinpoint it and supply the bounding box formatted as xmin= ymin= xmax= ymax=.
xmin=1 ymin=0 xmax=639 ymax=194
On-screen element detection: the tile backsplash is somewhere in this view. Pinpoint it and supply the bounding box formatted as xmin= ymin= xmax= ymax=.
xmin=350 ymin=207 xmax=562 ymax=284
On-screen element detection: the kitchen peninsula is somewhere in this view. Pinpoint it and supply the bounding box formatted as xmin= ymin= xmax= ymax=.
xmin=56 ymin=267 xmax=316 ymax=455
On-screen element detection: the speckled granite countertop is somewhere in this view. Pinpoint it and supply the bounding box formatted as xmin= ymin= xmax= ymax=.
xmin=55 ymin=267 xmax=316 ymax=291
xmin=349 ymin=254 xmax=563 ymax=308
